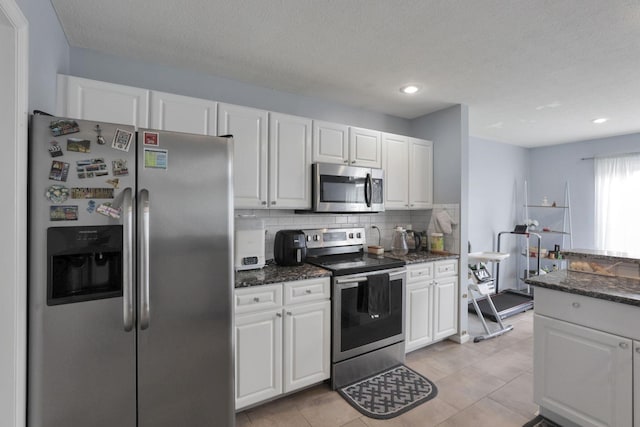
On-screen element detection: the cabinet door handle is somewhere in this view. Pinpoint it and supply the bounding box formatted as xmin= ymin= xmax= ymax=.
xmin=276 ymin=312 xmax=282 ymax=318
xmin=261 ymin=201 xmax=267 ymax=205
xmin=271 ymin=201 xmax=276 ymax=205
xmin=571 ymin=302 xmax=580 ymax=308
xmin=286 ymin=311 xmax=292 ymax=316
xmin=343 ymin=160 xmax=348 ymax=164
xmin=636 ymin=347 xmax=640 ymax=354
xmin=619 ymin=342 xmax=629 ymax=349
xmin=351 ymin=160 xmax=356 ymax=164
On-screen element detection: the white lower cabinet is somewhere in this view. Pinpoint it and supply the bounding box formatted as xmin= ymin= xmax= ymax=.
xmin=533 ymin=287 xmax=640 ymax=427
xmin=405 ymin=260 xmax=458 ymax=353
xmin=234 ymin=278 xmax=330 ymax=410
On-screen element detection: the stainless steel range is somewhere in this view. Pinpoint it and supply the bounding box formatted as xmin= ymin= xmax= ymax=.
xmin=303 ymin=227 xmax=406 ymax=389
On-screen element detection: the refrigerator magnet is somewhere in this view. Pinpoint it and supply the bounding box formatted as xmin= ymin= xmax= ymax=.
xmin=94 ymin=124 xmax=106 ymax=145
xmin=106 ymin=178 xmax=120 ymax=189
xmin=49 ymin=205 xmax=78 ymax=221
xmin=144 ymin=148 xmax=168 ymax=169
xmin=48 ymin=142 xmax=63 ymax=157
xmin=71 ymin=187 xmax=115 ymax=199
xmin=67 ymin=138 xmax=91 ymax=153
xmin=76 ymin=158 xmax=107 ymax=179
xmin=112 ymin=128 xmax=133 ymax=152
xmin=112 ymin=159 xmax=129 ymax=176
xmin=45 ymin=185 xmax=69 ymax=203
xmin=49 ymin=160 xmax=70 ymax=182
xmin=143 ymin=131 xmax=159 ymax=146
xmin=49 ymin=119 xmax=79 ymax=137
xmin=96 ymin=203 xmax=121 ymax=219
xmin=86 ymin=200 xmax=96 ymax=214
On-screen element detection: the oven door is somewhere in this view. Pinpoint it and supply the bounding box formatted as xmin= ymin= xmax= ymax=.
xmin=332 ymin=268 xmax=405 ymax=362
xmin=313 ymin=163 xmax=384 ymax=212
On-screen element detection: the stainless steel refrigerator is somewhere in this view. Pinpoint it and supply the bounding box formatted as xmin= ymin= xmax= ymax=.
xmin=28 ymin=115 xmax=234 ymax=427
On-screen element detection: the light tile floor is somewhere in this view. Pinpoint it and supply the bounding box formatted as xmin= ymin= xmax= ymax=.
xmin=236 ymin=309 xmax=536 ymax=427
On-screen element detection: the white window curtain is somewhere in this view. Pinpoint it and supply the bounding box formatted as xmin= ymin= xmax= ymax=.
xmin=595 ymin=154 xmax=640 ymax=253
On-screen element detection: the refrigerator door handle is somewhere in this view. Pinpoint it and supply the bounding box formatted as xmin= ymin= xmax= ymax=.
xmin=122 ymin=187 xmax=134 ymax=332
xmin=139 ymin=188 xmax=151 ymax=330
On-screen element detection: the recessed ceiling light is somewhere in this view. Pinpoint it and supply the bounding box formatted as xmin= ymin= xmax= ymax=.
xmin=400 ymin=85 xmax=420 ymax=94
xmin=592 ymin=118 xmax=608 ymax=124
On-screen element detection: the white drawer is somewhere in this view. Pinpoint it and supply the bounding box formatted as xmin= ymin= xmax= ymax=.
xmin=284 ymin=277 xmax=330 ymax=306
xmin=235 ymin=284 xmax=283 ymax=314
xmin=535 ymin=287 xmax=640 ymax=341
xmin=407 ymin=263 xmax=434 ymax=283
xmin=434 ymin=259 xmax=458 ymax=278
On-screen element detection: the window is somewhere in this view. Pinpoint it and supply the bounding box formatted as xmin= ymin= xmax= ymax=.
xmin=595 ymin=154 xmax=640 ymax=253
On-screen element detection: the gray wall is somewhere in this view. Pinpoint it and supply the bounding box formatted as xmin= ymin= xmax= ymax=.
xmin=468 ymin=136 xmax=529 ymax=287
xmin=528 ymin=132 xmax=640 ymax=250
xmin=69 ymin=47 xmax=410 ymax=135
xmin=410 ymin=105 xmax=470 ymax=339
xmin=16 ymin=0 xmax=69 ymax=112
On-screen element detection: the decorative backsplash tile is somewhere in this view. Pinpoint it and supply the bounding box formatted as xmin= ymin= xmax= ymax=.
xmin=235 ymin=209 xmax=437 ymax=260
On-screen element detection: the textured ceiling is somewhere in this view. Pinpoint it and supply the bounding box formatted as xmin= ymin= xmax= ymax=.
xmin=51 ymin=0 xmax=640 ymax=147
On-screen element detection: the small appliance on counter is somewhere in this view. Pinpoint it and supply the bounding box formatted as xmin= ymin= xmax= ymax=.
xmin=406 ymin=229 xmax=422 ymax=252
xmin=235 ymin=216 xmax=266 ymax=271
xmin=274 ymin=230 xmax=307 ymax=266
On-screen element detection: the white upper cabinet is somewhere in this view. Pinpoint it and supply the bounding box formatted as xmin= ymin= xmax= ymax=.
xmin=382 ymin=133 xmax=410 ymax=209
xmin=349 ymin=127 xmax=382 ymax=168
xmin=57 ymin=74 xmax=150 ymax=128
xmin=312 ymin=122 xmax=382 ymax=168
xmin=218 ymin=103 xmax=269 ymax=209
xmin=383 ymin=133 xmax=433 ymax=210
xmin=150 ymin=91 xmax=217 ymax=135
xmin=409 ymin=138 xmax=433 ymax=209
xmin=269 ymin=113 xmax=312 ymax=209
xmin=312 ymin=121 xmax=349 ymax=165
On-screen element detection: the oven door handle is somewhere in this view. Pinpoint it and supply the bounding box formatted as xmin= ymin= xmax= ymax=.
xmin=334 ymin=269 xmax=405 ymax=286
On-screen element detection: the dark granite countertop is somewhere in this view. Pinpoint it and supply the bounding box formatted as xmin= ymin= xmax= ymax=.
xmin=561 ymin=248 xmax=640 ymax=264
xmin=385 ymin=251 xmax=459 ymax=264
xmin=525 ymin=270 xmax=640 ymax=307
xmin=235 ymin=262 xmax=331 ymax=288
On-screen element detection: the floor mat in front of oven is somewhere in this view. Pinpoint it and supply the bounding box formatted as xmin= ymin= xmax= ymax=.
xmin=337 ymin=365 xmax=438 ymax=419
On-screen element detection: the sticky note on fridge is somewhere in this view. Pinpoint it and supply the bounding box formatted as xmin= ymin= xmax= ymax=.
xmin=144 ymin=148 xmax=168 ymax=169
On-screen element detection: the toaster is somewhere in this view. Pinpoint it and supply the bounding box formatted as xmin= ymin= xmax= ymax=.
xmin=274 ymin=230 xmax=307 ymax=266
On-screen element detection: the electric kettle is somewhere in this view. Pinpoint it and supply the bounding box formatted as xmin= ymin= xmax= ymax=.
xmin=406 ymin=230 xmax=422 ymax=252
xmin=390 ymin=226 xmax=409 ymax=256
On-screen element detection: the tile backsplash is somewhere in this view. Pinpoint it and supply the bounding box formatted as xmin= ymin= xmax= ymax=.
xmin=235 ymin=208 xmax=453 ymax=261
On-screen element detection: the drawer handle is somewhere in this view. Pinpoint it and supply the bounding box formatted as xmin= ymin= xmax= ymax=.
xmin=305 ymin=289 xmax=312 ymax=294
xmin=620 ymin=342 xmax=629 ymax=349
xmin=286 ymin=311 xmax=292 ymax=316
xmin=253 ymin=297 xmax=260 ymax=303
xmin=571 ymin=302 xmax=580 ymax=308
xmin=276 ymin=312 xmax=282 ymax=318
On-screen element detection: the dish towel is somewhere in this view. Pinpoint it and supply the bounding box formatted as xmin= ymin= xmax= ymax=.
xmin=357 ymin=273 xmax=390 ymax=318
xmin=435 ymin=210 xmax=458 ymax=234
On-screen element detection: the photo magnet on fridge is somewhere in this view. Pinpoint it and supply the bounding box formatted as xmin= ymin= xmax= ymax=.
xmin=112 ymin=128 xmax=133 ymax=152
xmin=45 ymin=185 xmax=70 ymax=204
xmin=49 ymin=119 xmax=79 ymax=137
xmin=144 ymin=148 xmax=168 ymax=169
xmin=96 ymin=203 xmax=121 ymax=219
xmin=86 ymin=200 xmax=96 ymax=214
xmin=112 ymin=159 xmax=129 ymax=176
xmin=67 ymin=138 xmax=91 ymax=153
xmin=143 ymin=131 xmax=159 ymax=146
xmin=71 ymin=188 xmax=115 ymax=199
xmin=49 ymin=160 xmax=70 ymax=182
xmin=106 ymin=178 xmax=120 ymax=189
xmin=49 ymin=205 xmax=78 ymax=221
xmin=77 ymin=158 xmax=108 ymax=179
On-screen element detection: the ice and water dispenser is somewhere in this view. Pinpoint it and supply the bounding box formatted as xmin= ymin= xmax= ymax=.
xmin=47 ymin=226 xmax=123 ymax=305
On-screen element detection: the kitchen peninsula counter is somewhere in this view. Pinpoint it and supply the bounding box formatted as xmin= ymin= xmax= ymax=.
xmin=235 ymin=262 xmax=331 ymax=288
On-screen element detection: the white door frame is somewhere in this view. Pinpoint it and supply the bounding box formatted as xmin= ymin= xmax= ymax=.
xmin=0 ymin=0 xmax=28 ymax=426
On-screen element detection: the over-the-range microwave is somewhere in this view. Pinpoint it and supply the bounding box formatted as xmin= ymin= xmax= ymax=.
xmin=311 ymin=163 xmax=384 ymax=213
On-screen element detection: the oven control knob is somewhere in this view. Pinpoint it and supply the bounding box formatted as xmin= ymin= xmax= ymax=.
xmin=356 ymin=232 xmax=362 ymax=238
xmin=306 ymin=235 xmax=312 ymax=242
xmin=349 ymin=233 xmax=354 ymax=239
xmin=313 ymin=235 xmax=320 ymax=241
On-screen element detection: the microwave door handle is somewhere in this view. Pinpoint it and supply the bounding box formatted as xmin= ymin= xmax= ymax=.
xmin=364 ymin=173 xmax=371 ymax=207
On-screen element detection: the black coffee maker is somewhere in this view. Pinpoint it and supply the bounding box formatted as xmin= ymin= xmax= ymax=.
xmin=274 ymin=230 xmax=307 ymax=266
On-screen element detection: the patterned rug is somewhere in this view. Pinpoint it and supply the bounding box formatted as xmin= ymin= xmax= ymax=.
xmin=523 ymin=415 xmax=561 ymax=427
xmin=337 ymin=365 xmax=438 ymax=419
